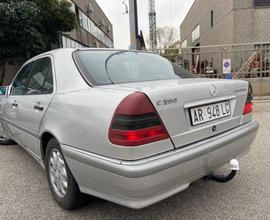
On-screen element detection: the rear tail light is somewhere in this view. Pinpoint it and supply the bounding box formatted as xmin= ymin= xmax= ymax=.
xmin=243 ymin=102 xmax=253 ymax=115
xmin=243 ymin=83 xmax=253 ymax=115
xmin=109 ymin=93 xmax=169 ymax=146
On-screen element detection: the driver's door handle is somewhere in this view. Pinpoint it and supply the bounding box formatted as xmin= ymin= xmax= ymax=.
xmin=33 ymin=105 xmax=44 ymax=111
xmin=12 ymin=103 xmax=18 ymax=107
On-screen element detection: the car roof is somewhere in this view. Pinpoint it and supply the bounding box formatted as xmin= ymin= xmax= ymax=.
xmin=23 ymin=48 xmax=159 ymax=70
xmin=30 ymin=47 xmax=150 ymax=60
xmin=26 ymin=48 xmax=152 ymax=63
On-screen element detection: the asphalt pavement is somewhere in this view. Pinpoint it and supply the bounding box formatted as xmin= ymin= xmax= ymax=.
xmin=0 ymin=102 xmax=269 ymax=220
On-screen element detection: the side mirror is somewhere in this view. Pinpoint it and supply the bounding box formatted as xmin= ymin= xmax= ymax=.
xmin=0 ymin=86 xmax=7 ymax=95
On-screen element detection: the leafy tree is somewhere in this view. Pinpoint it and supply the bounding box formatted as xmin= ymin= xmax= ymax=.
xmin=0 ymin=0 xmax=42 ymax=84
xmin=156 ymin=26 xmax=179 ymax=49
xmin=32 ymin=0 xmax=76 ymax=50
xmin=0 ymin=0 xmax=75 ymax=85
xmin=163 ymin=40 xmax=181 ymax=63
xmin=0 ymin=0 xmax=42 ymax=60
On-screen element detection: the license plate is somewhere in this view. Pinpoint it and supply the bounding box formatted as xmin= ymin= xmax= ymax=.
xmin=190 ymin=101 xmax=231 ymax=126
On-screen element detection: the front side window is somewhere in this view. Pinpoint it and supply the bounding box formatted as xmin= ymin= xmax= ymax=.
xmin=11 ymin=62 xmax=33 ymax=95
xmin=27 ymin=57 xmax=53 ymax=95
xmin=73 ymin=50 xmax=195 ymax=86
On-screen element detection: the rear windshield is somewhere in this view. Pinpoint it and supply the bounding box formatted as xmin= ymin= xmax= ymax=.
xmin=73 ymin=50 xmax=196 ymax=86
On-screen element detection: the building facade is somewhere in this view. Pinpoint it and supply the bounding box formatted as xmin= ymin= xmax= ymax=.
xmin=180 ymin=0 xmax=270 ymax=76
xmin=180 ymin=0 xmax=270 ymax=48
xmin=61 ymin=0 xmax=114 ymax=48
xmin=179 ymin=0 xmax=270 ymax=96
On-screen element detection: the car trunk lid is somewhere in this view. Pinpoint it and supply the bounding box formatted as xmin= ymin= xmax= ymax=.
xmin=102 ymin=78 xmax=249 ymax=149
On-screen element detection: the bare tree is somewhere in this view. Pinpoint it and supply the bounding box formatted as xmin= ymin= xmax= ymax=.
xmin=156 ymin=26 xmax=179 ymax=49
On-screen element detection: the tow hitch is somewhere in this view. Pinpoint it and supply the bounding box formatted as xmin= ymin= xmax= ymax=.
xmin=204 ymin=159 xmax=240 ymax=183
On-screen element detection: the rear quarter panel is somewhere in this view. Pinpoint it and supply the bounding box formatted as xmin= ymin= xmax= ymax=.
xmin=39 ymin=88 xmax=174 ymax=160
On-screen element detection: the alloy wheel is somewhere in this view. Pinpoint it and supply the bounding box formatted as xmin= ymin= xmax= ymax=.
xmin=48 ymin=149 xmax=68 ymax=198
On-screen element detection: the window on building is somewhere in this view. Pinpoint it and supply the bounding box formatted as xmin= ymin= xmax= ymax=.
xmin=87 ymin=2 xmax=94 ymax=13
xmin=87 ymin=18 xmax=91 ymax=33
xmin=61 ymin=35 xmax=85 ymax=48
xmin=99 ymin=19 xmax=105 ymax=27
xmin=211 ymin=10 xmax=213 ymax=28
xmin=107 ymin=26 xmax=111 ymax=33
xmin=254 ymin=0 xmax=270 ymax=7
xmin=79 ymin=10 xmax=83 ymax=27
xmin=83 ymin=13 xmax=88 ymax=30
xmin=182 ymin=39 xmax=187 ymax=48
xmin=192 ymin=25 xmax=200 ymax=43
xmin=78 ymin=9 xmax=113 ymax=48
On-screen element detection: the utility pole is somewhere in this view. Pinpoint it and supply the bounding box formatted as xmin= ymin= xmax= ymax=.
xmin=129 ymin=0 xmax=138 ymax=50
xmin=149 ymin=0 xmax=157 ymax=49
xmin=128 ymin=0 xmax=146 ymax=50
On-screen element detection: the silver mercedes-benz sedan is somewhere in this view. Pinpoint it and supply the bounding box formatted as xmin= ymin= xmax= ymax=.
xmin=0 ymin=49 xmax=259 ymax=209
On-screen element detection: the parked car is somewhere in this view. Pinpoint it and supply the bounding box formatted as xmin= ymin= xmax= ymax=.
xmin=0 ymin=49 xmax=259 ymax=210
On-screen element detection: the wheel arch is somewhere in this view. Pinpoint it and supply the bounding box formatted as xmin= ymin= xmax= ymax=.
xmin=40 ymin=131 xmax=61 ymax=161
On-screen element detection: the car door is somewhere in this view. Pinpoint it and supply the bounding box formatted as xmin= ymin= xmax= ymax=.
xmin=2 ymin=62 xmax=34 ymax=142
xmin=15 ymin=56 xmax=54 ymax=157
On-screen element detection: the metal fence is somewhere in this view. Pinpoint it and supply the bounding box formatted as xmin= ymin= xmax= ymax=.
xmin=149 ymin=42 xmax=270 ymax=97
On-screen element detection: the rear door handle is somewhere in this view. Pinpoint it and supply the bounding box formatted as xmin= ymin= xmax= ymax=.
xmin=12 ymin=103 xmax=18 ymax=107
xmin=33 ymin=105 xmax=44 ymax=111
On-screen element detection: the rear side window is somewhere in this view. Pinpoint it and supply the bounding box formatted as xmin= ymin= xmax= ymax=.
xmin=26 ymin=57 xmax=53 ymax=95
xmin=11 ymin=62 xmax=33 ymax=96
xmin=73 ymin=51 xmax=180 ymax=85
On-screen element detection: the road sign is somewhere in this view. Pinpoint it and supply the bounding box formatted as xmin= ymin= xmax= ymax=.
xmin=223 ymin=59 xmax=231 ymax=74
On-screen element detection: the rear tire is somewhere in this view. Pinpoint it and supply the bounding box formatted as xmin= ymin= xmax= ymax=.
xmin=45 ymin=138 xmax=83 ymax=210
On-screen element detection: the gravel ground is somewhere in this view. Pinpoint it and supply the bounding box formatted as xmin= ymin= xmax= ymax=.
xmin=0 ymin=102 xmax=269 ymax=220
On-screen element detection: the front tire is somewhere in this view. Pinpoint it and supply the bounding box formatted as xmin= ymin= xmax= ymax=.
xmin=45 ymin=138 xmax=83 ymax=210
xmin=0 ymin=136 xmax=15 ymax=145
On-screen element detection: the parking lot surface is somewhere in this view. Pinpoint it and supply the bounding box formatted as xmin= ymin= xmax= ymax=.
xmin=0 ymin=102 xmax=269 ymax=220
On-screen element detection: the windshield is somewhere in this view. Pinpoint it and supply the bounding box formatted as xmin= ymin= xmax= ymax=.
xmin=73 ymin=50 xmax=195 ymax=86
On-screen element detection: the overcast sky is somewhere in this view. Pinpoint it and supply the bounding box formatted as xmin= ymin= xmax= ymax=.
xmin=95 ymin=0 xmax=195 ymax=49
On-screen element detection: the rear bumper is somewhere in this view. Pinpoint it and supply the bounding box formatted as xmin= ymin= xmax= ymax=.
xmin=62 ymin=121 xmax=259 ymax=209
